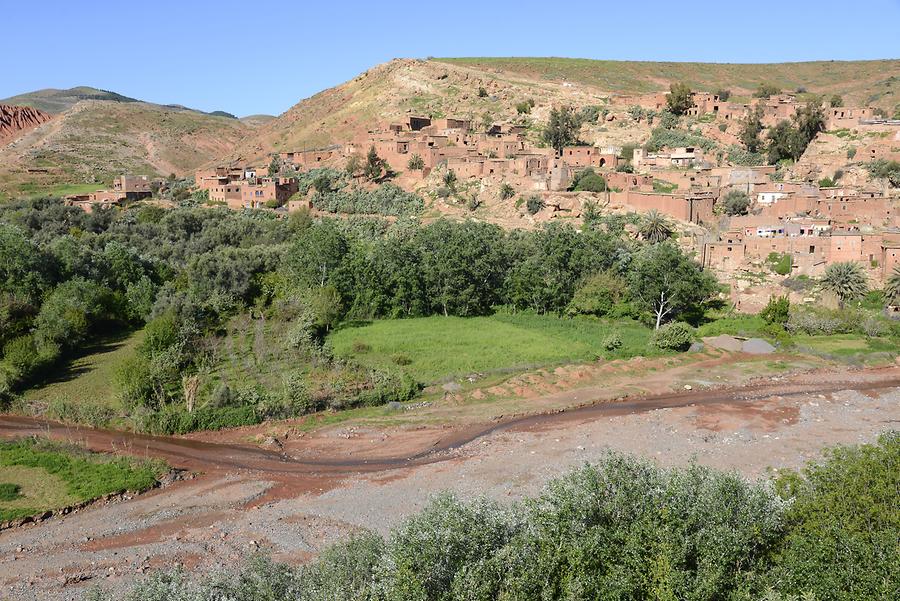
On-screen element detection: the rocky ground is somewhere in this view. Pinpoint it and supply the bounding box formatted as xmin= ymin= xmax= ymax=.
xmin=1 ymin=364 xmax=899 ymax=600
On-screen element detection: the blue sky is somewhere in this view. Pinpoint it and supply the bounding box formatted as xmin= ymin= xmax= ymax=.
xmin=3 ymin=0 xmax=899 ymax=117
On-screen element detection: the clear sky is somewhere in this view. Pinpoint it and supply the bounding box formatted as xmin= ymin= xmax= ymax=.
xmin=3 ymin=0 xmax=899 ymax=117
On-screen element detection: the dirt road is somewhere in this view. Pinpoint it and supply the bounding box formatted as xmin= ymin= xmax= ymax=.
xmin=1 ymin=364 xmax=899 ymax=600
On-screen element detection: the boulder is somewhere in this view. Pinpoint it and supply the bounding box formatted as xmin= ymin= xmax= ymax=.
xmin=688 ymin=342 xmax=705 ymax=353
xmin=702 ymin=335 xmax=743 ymax=352
xmin=742 ymin=338 xmax=776 ymax=354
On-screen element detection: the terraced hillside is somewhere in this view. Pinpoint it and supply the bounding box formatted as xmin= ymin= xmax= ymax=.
xmin=0 ymin=100 xmax=249 ymax=199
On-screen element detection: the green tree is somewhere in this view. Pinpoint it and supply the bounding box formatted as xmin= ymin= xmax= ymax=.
xmin=739 ymin=105 xmax=765 ymax=153
xmin=665 ymin=82 xmax=693 ymax=116
xmin=628 ymin=242 xmax=717 ymax=328
xmin=525 ymin=195 xmax=545 ymax=215
xmin=638 ymin=209 xmax=673 ymax=244
xmin=821 ymin=261 xmax=867 ymax=309
xmin=542 ymin=106 xmax=580 ymax=155
xmin=829 ymin=94 xmax=844 ymax=107
xmin=867 ymin=159 xmax=900 ymax=187
xmin=571 ymin=168 xmax=607 ymax=192
xmin=767 ymin=120 xmax=805 ymax=164
xmin=721 ymin=190 xmax=751 ymax=216
xmin=794 ymin=101 xmax=826 ymax=148
xmin=716 ymin=88 xmax=731 ymax=101
xmin=499 ymin=183 xmax=515 ymax=200
xmin=267 ymin=155 xmax=282 ymax=177
xmin=407 ymin=154 xmax=425 ymax=170
xmin=883 ymin=265 xmax=900 ymax=306
xmin=754 ymin=83 xmax=781 ymax=98
xmin=364 ymin=146 xmax=387 ymax=181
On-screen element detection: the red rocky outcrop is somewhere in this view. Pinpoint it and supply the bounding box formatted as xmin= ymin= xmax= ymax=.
xmin=0 ymin=104 xmax=52 ymax=145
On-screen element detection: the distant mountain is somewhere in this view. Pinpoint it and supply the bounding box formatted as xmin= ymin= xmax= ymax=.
xmin=1 ymin=87 xmax=243 ymax=121
xmin=0 ymin=86 xmax=141 ymax=114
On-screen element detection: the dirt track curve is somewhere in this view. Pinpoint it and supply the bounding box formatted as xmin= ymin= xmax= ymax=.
xmin=3 ymin=365 xmax=900 ymax=475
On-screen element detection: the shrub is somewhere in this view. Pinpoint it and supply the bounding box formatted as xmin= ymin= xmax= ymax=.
xmin=771 ymin=433 xmax=900 ymax=601
xmin=351 ymin=340 xmax=371 ymax=353
xmin=650 ymin=321 xmax=695 ymax=351
xmin=847 ymin=147 xmax=857 ymax=160
xmin=602 ymin=331 xmax=622 ymax=351
xmin=754 ymin=83 xmax=781 ymax=98
xmin=760 ymin=295 xmax=790 ymax=326
xmin=477 ymin=86 xmax=488 ymax=98
xmin=566 ymin=270 xmax=627 ymax=317
xmin=499 ymin=183 xmax=515 ymax=200
xmin=571 ymin=168 xmax=607 ymax=193
xmin=515 ymin=101 xmax=532 ymax=115
xmin=0 ymin=482 xmax=21 ymax=501
xmin=524 ymin=194 xmax=545 ymax=215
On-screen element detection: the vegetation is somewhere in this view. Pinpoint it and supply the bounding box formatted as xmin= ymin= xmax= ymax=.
xmin=524 ymin=194 xmax=545 ymax=215
xmin=885 ymin=265 xmax=900 ymax=306
xmin=665 ymin=82 xmax=693 ymax=115
xmin=542 ymin=105 xmax=580 ymax=154
xmin=767 ymin=252 xmax=793 ymax=276
xmin=0 ymin=195 xmax=725 ymax=430
xmin=867 ymin=159 xmax=900 ymax=187
xmin=739 ymin=105 xmax=765 ymax=153
xmin=498 ymin=183 xmax=515 ymax=200
xmin=821 ymin=261 xmax=868 ymax=309
xmin=569 ymin=168 xmax=606 ymax=192
xmin=407 ymin=154 xmax=425 ymax=170
xmin=0 ymin=437 xmax=164 ymax=522
xmin=93 ymin=434 xmax=900 ymax=601
xmin=331 ymin=313 xmax=657 ymax=383
xmin=637 ymin=209 xmax=673 ymax=243
xmin=645 ymin=126 xmax=716 ymax=153
xmin=767 ymin=101 xmax=825 ymax=164
xmin=721 ymin=189 xmax=751 ymax=215
xmin=755 ymin=83 xmax=781 ymax=98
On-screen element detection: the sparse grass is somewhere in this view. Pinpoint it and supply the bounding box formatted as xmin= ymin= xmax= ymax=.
xmin=791 ymin=334 xmax=900 ymax=363
xmin=696 ymin=315 xmax=767 ymax=338
xmin=433 ymin=58 xmax=900 ymax=109
xmin=0 ymin=438 xmax=165 ymax=522
xmin=329 ymin=313 xmax=660 ymax=383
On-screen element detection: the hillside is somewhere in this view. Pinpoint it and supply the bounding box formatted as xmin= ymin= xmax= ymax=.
xmin=0 ymin=100 xmax=249 ymax=198
xmin=227 ymin=57 xmax=900 ymax=164
xmin=0 ymin=86 xmax=140 ymax=114
xmin=0 ymin=104 xmax=53 ymax=146
xmin=435 ymin=57 xmax=900 ymax=109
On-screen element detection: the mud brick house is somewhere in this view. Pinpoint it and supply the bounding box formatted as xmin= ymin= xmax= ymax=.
xmin=278 ymin=147 xmax=341 ymax=169
xmin=64 ymin=190 xmax=124 ymax=212
xmin=208 ymin=177 xmax=298 ymax=210
xmin=113 ymin=175 xmax=152 ymax=200
xmin=561 ymin=145 xmax=618 ymax=169
xmin=609 ymin=190 xmax=715 ymax=224
xmin=826 ymin=106 xmax=875 ymax=129
xmin=196 ymin=165 xmax=255 ymax=191
xmin=633 ymin=147 xmax=704 ymax=170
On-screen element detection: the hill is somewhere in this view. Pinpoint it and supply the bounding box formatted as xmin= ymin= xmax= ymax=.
xmin=435 ymin=57 xmax=900 ymax=108
xmin=227 ymin=57 xmax=900 ymax=164
xmin=0 ymin=100 xmax=249 ymax=199
xmin=0 ymin=86 xmax=140 ymax=114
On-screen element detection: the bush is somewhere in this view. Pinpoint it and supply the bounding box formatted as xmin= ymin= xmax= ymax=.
xmin=760 ymin=295 xmax=790 ymax=325
xmin=650 ymin=321 xmax=695 ymax=351
xmin=602 ymin=331 xmax=622 ymax=351
xmin=315 ymin=184 xmax=425 ymax=216
xmin=0 ymin=482 xmax=21 ymax=501
xmin=499 ymin=183 xmax=515 ymax=200
xmin=566 ymin=270 xmax=627 ymax=317
xmin=770 ymin=433 xmax=900 ymax=600
xmin=524 ymin=194 xmax=545 ymax=215
xmin=407 ymin=154 xmax=425 ymax=170
xmin=571 ymin=169 xmax=607 ymax=193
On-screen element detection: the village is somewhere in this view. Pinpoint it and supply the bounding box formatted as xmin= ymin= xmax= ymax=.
xmin=63 ymin=87 xmax=900 ymax=294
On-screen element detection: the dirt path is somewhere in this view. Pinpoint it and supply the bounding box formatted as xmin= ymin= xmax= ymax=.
xmin=1 ymin=364 xmax=899 ymax=600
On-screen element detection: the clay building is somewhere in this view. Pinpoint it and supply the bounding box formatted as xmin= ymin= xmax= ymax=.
xmin=113 ymin=175 xmax=152 ymax=200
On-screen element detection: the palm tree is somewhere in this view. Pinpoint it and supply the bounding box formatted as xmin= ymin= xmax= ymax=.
xmin=884 ymin=265 xmax=900 ymax=307
xmin=821 ymin=261 xmax=868 ymax=309
xmin=639 ymin=210 xmax=673 ymax=244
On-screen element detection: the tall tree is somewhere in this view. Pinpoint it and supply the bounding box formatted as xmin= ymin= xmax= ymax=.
xmin=666 ymin=82 xmax=693 ymax=116
xmin=884 ymin=265 xmax=900 ymax=307
xmin=542 ymin=106 xmax=580 ymax=155
xmin=628 ymin=243 xmax=718 ymax=329
xmin=739 ymin=105 xmax=764 ymax=153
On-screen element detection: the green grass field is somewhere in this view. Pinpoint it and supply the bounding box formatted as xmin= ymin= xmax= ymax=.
xmin=791 ymin=334 xmax=900 ymax=363
xmin=329 ymin=313 xmax=658 ymax=384
xmin=0 ymin=438 xmax=165 ymax=522
xmin=23 ymin=330 xmax=144 ymax=426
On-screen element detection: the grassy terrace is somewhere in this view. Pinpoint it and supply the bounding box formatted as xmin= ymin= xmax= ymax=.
xmin=329 ymin=313 xmax=660 ymax=384
xmin=0 ymin=438 xmax=165 ymax=523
